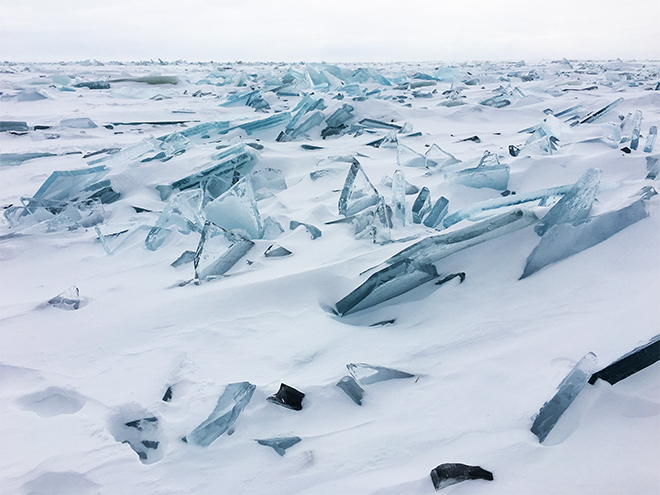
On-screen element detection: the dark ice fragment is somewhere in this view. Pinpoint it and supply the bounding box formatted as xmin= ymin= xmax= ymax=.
xmin=301 ymin=144 xmax=324 ymax=150
xmin=509 ymin=145 xmax=520 ymax=157
xmin=435 ymin=272 xmax=466 ymax=286
xmin=589 ymin=335 xmax=659 ymax=385
xmin=0 ymin=121 xmax=28 ymax=132
xmin=256 ymin=437 xmax=301 ymax=456
xmin=459 ymin=135 xmax=480 ymax=143
xmin=336 ymin=376 xmax=364 ymax=405
xmin=74 ymin=81 xmax=110 ymax=90
xmin=162 ymin=387 xmax=173 ymax=402
xmin=48 ymin=286 xmax=80 ymax=311
xmin=580 ymin=98 xmax=623 ymax=124
xmin=422 ymin=197 xmax=449 ymax=229
xmin=266 ymin=383 xmax=305 ymax=411
xmin=369 ymin=319 xmax=396 ymax=327
xmin=0 ymin=153 xmax=57 ymax=166
xmin=621 ymin=147 xmax=631 ymax=154
xmin=142 ymin=440 xmax=159 ymax=449
xmin=430 ymin=463 xmax=494 ymax=490
xmin=358 ymin=118 xmax=402 ymax=131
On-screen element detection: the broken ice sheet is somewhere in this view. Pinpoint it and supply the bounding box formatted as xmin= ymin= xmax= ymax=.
xmin=145 ymin=189 xmax=205 ymax=251
xmin=33 ymin=166 xmax=108 ymax=202
xmin=397 ymin=143 xmax=426 ymax=168
xmin=445 ymin=152 xmax=510 ymax=191
xmin=335 ymin=259 xmax=440 ymax=316
xmin=336 ymin=375 xmax=364 ymax=405
xmin=256 ymin=437 xmax=301 ymax=456
xmin=194 ymin=223 xmax=254 ymax=282
xmin=589 ymin=334 xmax=660 ymax=386
xmin=412 ymin=187 xmax=431 ymax=224
xmin=531 ymin=352 xmax=597 ymax=443
xmin=338 ymin=161 xmax=380 ymax=216
xmin=580 ymin=98 xmax=623 ymax=124
xmin=204 ymin=175 xmax=263 ymax=240
xmin=47 ymin=286 xmax=80 ymax=310
xmin=347 ymin=363 xmax=414 ymax=385
xmin=184 ymin=382 xmax=255 ymax=447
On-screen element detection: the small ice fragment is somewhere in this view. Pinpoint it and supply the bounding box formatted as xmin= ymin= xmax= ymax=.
xmin=397 ymin=144 xmax=426 ymax=168
xmin=256 ymin=437 xmax=301 ymax=456
xmin=162 ymin=387 xmax=173 ymax=402
xmin=171 ymin=250 xmax=196 ymax=267
xmin=0 ymin=121 xmax=28 ymax=132
xmin=204 ymin=176 xmax=263 ymax=240
xmin=392 ymin=170 xmax=406 ymax=226
xmin=412 ymin=187 xmax=431 ymax=224
xmin=48 ymin=286 xmax=80 ymax=311
xmin=531 ymin=353 xmax=597 ymax=443
xmin=336 ymin=376 xmax=364 ymax=405
xmin=194 ymin=223 xmax=254 ymax=282
xmin=445 ymin=152 xmax=509 ymax=191
xmin=630 ymin=110 xmax=643 ymax=150
xmin=367 ymin=130 xmax=398 ymax=148
xmin=336 ymin=259 xmax=439 ymax=316
xmin=184 ymin=382 xmax=256 ymax=447
xmin=425 ymin=144 xmax=460 ymax=169
xmin=380 ymin=175 xmax=419 ymax=195
xmin=479 ymin=95 xmax=510 ymax=108
xmin=301 ymin=144 xmax=324 ymax=151
xmin=459 ymin=135 xmax=480 ymax=143
xmin=644 ymin=126 xmax=657 ymax=153
xmin=289 ymin=221 xmax=322 ymax=239
xmin=358 ymin=118 xmax=402 ymax=131
xmin=373 ymin=196 xmax=393 ymax=244
xmin=430 ymin=464 xmax=494 ymax=491
xmin=338 ymin=161 xmax=380 ymax=216
xmin=262 ymin=217 xmax=285 ymax=240
xmin=264 ymin=244 xmax=292 ymax=257
xmin=423 ymin=196 xmax=449 ymax=229
xmin=114 ymin=416 xmax=161 ymax=464
xmin=589 ymin=334 xmax=660 ymax=385
xmin=266 ymin=383 xmax=305 ymax=411
xmin=646 ymin=157 xmax=659 ymax=180
xmin=347 ymin=363 xmax=414 ymax=385
xmin=601 ymin=122 xmax=621 ymax=143
xmin=534 ymin=167 xmax=602 ymax=237
xmin=60 ymin=118 xmax=97 ymax=129
xmin=509 ymin=145 xmax=520 ymax=157
xmin=0 ymin=152 xmax=57 ymax=167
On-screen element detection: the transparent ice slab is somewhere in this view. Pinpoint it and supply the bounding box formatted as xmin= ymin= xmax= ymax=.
xmin=380 ymin=174 xmax=419 ymax=195
xmin=629 ymin=110 xmax=642 ymax=150
xmin=146 ymin=189 xmax=205 ymax=251
xmin=423 ymin=196 xmax=449 ymax=229
xmin=256 ymin=437 xmax=301 ymax=456
xmin=0 ymin=121 xmax=28 ymax=132
xmin=60 ymin=117 xmax=97 ymax=129
xmin=589 ymin=334 xmax=660 ymax=386
xmin=262 ymin=217 xmax=284 ymax=240
xmin=358 ymin=118 xmax=402 ymax=131
xmin=88 ymin=137 xmax=159 ymax=166
xmin=336 ymin=376 xmax=364 ymax=405
xmin=194 ymin=223 xmax=255 ymax=282
xmin=48 ymin=286 xmax=80 ymax=311
xmin=534 ymin=167 xmax=602 ymax=237
xmin=0 ymin=152 xmax=56 ymax=167
xmin=531 ymin=353 xmax=597 ymax=443
xmin=644 ymin=125 xmax=657 ymax=153
xmin=335 ymin=259 xmax=439 ymax=316
xmin=251 ymin=168 xmax=286 ymax=200
xmin=203 ymin=175 xmax=262 ymax=239
xmin=521 ymin=197 xmax=649 ymax=278
xmin=235 ymin=111 xmax=292 ymax=136
xmin=430 ymin=463 xmax=494 ymax=491
xmin=445 ymin=152 xmax=509 ymax=191
xmin=290 ymin=221 xmax=322 ymax=239
xmin=580 ymin=98 xmax=623 ymax=124
xmin=392 ymin=170 xmax=406 ymax=225
xmin=338 ymin=161 xmax=380 ymax=216
xmin=646 ymin=157 xmax=659 ymax=180
xmin=347 ymin=363 xmax=414 ymax=385
xmin=397 ymin=144 xmax=426 ymax=168
xmin=96 ymin=224 xmax=152 ymax=255
xmin=184 ymin=382 xmax=255 ymax=447
xmin=33 ymin=166 xmax=108 ymax=202
xmin=412 ymin=187 xmax=431 ymax=224
xmin=425 ymin=144 xmax=461 ymax=170
xmin=325 ymin=103 xmax=354 ymax=129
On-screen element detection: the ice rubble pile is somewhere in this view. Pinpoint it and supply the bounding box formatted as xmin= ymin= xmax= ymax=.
xmin=1 ymin=59 xmax=658 ymax=489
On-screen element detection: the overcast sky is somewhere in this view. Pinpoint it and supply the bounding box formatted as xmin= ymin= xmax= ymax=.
xmin=1 ymin=0 xmax=658 ymax=63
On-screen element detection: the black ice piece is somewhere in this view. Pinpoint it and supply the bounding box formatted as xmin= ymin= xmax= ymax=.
xmin=267 ymin=383 xmax=305 ymax=411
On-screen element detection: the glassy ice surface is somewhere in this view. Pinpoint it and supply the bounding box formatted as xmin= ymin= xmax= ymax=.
xmin=184 ymin=382 xmax=256 ymax=447
xmin=251 ymin=168 xmax=286 ymax=199
xmin=380 ymin=175 xmax=419 ymax=195
xmin=336 ymin=259 xmax=439 ymax=315
xmin=644 ymin=125 xmax=657 ymax=153
xmin=580 ymin=98 xmax=623 ymax=124
xmin=522 ymin=198 xmax=649 ymax=278
xmin=531 ymin=352 xmax=598 ymax=443
xmin=412 ymin=187 xmax=431 ymax=224
xmin=430 ymin=463 xmax=494 ymax=491
xmin=397 ymin=143 xmax=427 ymax=168
xmin=146 ymin=189 xmax=205 ymax=251
xmin=367 ymin=130 xmax=398 ymax=149
xmin=256 ymin=437 xmax=301 ymax=456
xmin=479 ymin=95 xmax=510 ymax=108
xmin=194 ymin=223 xmax=255 ymax=282
xmin=1 ymin=152 xmax=56 ymax=167
xmin=89 ymin=137 xmax=159 ymax=167
xmin=534 ymin=167 xmax=602 ymax=237
xmin=629 ymin=110 xmax=643 ymax=150
xmin=423 ymin=196 xmax=449 ymax=228
xmin=323 ymin=104 xmax=354 ymax=137
xmin=392 ymin=170 xmax=406 ymax=225
xmin=262 ymin=217 xmax=284 ymax=240
xmin=338 ymin=161 xmax=380 ymax=216
xmin=336 ymin=376 xmax=364 ymax=405
xmin=96 ymin=224 xmax=152 ymax=255
xmin=425 ymin=144 xmax=461 ymax=169
xmin=387 ymin=209 xmax=537 ymax=266
xmin=347 ymin=363 xmax=414 ymax=385
xmin=266 ymin=383 xmax=305 ymax=411
xmin=359 ymin=118 xmax=402 ymax=131
xmin=48 ymin=286 xmax=80 ymax=311
xmin=204 ymin=176 xmax=262 ymax=240
xmin=33 ymin=166 xmax=108 ymax=202
xmin=373 ymin=196 xmax=393 ymax=244
xmin=445 ymin=152 xmax=509 ymax=190
xmin=289 ymin=221 xmax=322 ymax=239
xmin=16 ymin=89 xmax=48 ymax=101
xmin=589 ymin=334 xmax=660 ymax=385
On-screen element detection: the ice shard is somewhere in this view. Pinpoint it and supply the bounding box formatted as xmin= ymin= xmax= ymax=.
xmin=445 ymin=152 xmax=509 ymax=191
xmin=322 ymin=104 xmax=354 ymax=138
xmin=479 ymin=95 xmax=510 ymax=108
xmin=336 ymin=376 xmax=364 ymax=405
xmin=146 ymin=189 xmax=205 ymax=251
xmin=628 ymin=110 xmax=643 ymax=150
xmin=33 ymin=166 xmax=108 ymax=202
xmin=358 ymin=118 xmax=402 ymax=131
xmin=534 ymin=168 xmax=602 ymax=237
xmin=236 ymin=112 xmax=291 ymax=136
xmin=0 ymin=121 xmax=28 ymax=132
xmin=589 ymin=335 xmax=660 ymax=386
xmin=392 ymin=170 xmax=407 ymax=225
xmin=250 ymin=168 xmax=286 ymax=200
xmin=367 ymin=130 xmax=398 ymax=149
xmin=336 ymin=259 xmax=440 ymax=316
xmin=264 ymin=244 xmax=292 ymax=257
xmin=1 ymin=153 xmax=57 ymax=167
xmin=114 ymin=416 xmax=161 ymax=464
xmin=60 ymin=117 xmax=97 ymax=129
xmin=397 ymin=144 xmax=427 ymax=168
xmin=531 ymin=352 xmax=597 ymax=443
xmin=204 ymin=176 xmax=262 ymax=240
xmin=601 ymin=122 xmax=621 ymax=144
xmin=184 ymin=382 xmax=256 ymax=447
xmin=423 ymin=197 xmax=449 ymax=229
xmin=96 ymin=224 xmax=152 ymax=255
xmin=262 ymin=217 xmax=284 ymax=240
xmin=266 ymin=383 xmax=305 ymax=411
xmin=347 ymin=363 xmax=414 ymax=385
xmin=646 ymin=157 xmax=659 ymax=180
xmin=256 ymin=437 xmax=301 ymax=456
xmin=430 ymin=464 xmax=494 ymax=491
xmin=373 ymin=196 xmax=393 ymax=244
xmin=644 ymin=125 xmax=657 ymax=153
xmin=521 ymin=197 xmax=649 ymax=278
xmin=425 ymin=144 xmax=461 ymax=169
xmin=338 ymin=161 xmax=380 ymax=216
xmin=580 ymin=98 xmax=623 ymax=124
xmin=412 ymin=187 xmax=431 ymax=224
xmin=289 ymin=221 xmax=322 ymax=239
xmin=380 ymin=175 xmax=419 ymax=195
xmin=47 ymin=286 xmax=80 ymax=311
xmin=172 ymin=250 xmax=196 ymax=267
xmin=194 ymin=223 xmax=254 ymax=282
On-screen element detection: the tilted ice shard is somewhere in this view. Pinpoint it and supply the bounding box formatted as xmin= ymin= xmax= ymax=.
xmin=250 ymin=168 xmax=287 ymax=200
xmin=367 ymin=130 xmax=398 ymax=149
xmin=445 ymin=152 xmax=509 ymax=191
xmin=646 ymin=157 xmax=659 ymax=180
xmin=256 ymin=437 xmax=301 ymax=456
xmin=347 ymin=363 xmax=414 ymax=385
xmin=392 ymin=170 xmax=407 ymax=225
xmin=278 ymin=110 xmax=325 ymax=141
xmin=89 ymin=137 xmax=159 ymax=166
xmin=203 ymin=176 xmax=263 ymax=240
xmin=580 ymin=98 xmax=623 ymax=124
xmin=521 ymin=197 xmax=650 ymax=278
xmin=335 ymin=259 xmax=439 ymax=316
xmin=534 ymin=168 xmax=602 ymax=237
xmin=338 ymin=161 xmax=380 ymax=216
xmin=373 ymin=196 xmax=393 ymax=244
xmin=336 ymin=376 xmax=364 ymax=405
xmin=479 ymin=95 xmax=510 ymax=108
xmin=146 ymin=189 xmax=205 ymax=251
xmin=386 ymin=209 xmax=537 ymax=267
xmin=0 ymin=152 xmax=55 ymax=166
xmin=184 ymin=382 xmax=256 ymax=447
xmin=397 ymin=143 xmax=427 ymax=168
xmin=644 ymin=125 xmax=657 ymax=153
xmin=359 ymin=118 xmax=402 ymax=131
xmin=96 ymin=224 xmax=152 ymax=255
xmin=430 ymin=464 xmax=494 ymax=491
xmin=264 ymin=244 xmax=292 ymax=257
xmin=236 ymin=111 xmax=292 ymax=135
xmin=531 ymin=352 xmax=597 ymax=443
xmin=262 ymin=217 xmax=285 ymax=240
xmin=48 ymin=286 xmax=80 ymax=311
xmin=423 ymin=196 xmax=449 ymax=229
xmin=412 ymin=187 xmax=431 ymax=224
xmin=629 ymin=110 xmax=642 ymax=150
xmin=322 ymin=104 xmax=354 ymax=138
xmin=290 ymin=221 xmax=322 ymax=239
xmin=425 ymin=144 xmax=461 ymax=169
xmin=601 ymin=122 xmax=621 ymax=143
xmin=194 ymin=223 xmax=254 ymax=282
xmin=33 ymin=166 xmax=108 ymax=202
xmin=266 ymin=383 xmax=305 ymax=411
xmin=172 ymin=250 xmax=196 ymax=267
xmin=0 ymin=121 xmax=28 ymax=132
xmin=114 ymin=416 xmax=162 ymax=464
xmin=589 ymin=334 xmax=660 ymax=386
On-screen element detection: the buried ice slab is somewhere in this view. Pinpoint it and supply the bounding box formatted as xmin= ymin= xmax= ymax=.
xmin=347 ymin=363 xmax=414 ymax=385
xmin=589 ymin=335 xmax=660 ymax=386
xmin=264 ymin=244 xmax=292 ymax=257
xmin=113 ymin=416 xmax=162 ymax=464
xmin=397 ymin=144 xmax=426 ymax=168
xmin=60 ymin=117 xmax=97 ymax=129
xmin=445 ymin=152 xmax=509 ymax=191
xmin=266 ymin=383 xmax=305 ymax=411
xmin=203 ymin=176 xmax=262 ymax=240
xmin=48 ymin=286 xmax=80 ymax=311
xmin=531 ymin=352 xmax=598 ymax=443
xmin=172 ymin=250 xmax=196 ymax=267
xmin=336 ymin=376 xmax=364 ymax=405
xmin=96 ymin=224 xmax=152 ymax=255
xmin=338 ymin=161 xmax=380 ymax=216
xmin=146 ymin=189 xmax=205 ymax=251
xmin=412 ymin=187 xmax=431 ymax=224
xmin=423 ymin=196 xmax=449 ymax=229
xmin=644 ymin=126 xmax=657 ymax=153
xmin=425 ymin=144 xmax=461 ymax=169
xmin=430 ymin=464 xmax=494 ymax=491
xmin=580 ymin=98 xmax=623 ymax=124
xmin=33 ymin=166 xmax=108 ymax=202
xmin=534 ymin=168 xmax=602 ymax=237
xmin=251 ymin=168 xmax=286 ymax=200
xmin=630 ymin=110 xmax=643 ymax=150
xmin=256 ymin=437 xmax=301 ymax=456
xmin=0 ymin=121 xmax=28 ymax=132
xmin=184 ymin=382 xmax=255 ymax=447
xmin=262 ymin=217 xmax=285 ymax=240
xmin=194 ymin=223 xmax=255 ymax=282
xmin=290 ymin=221 xmax=322 ymax=239
xmin=521 ymin=197 xmax=650 ymax=278
xmin=335 ymin=259 xmax=440 ymax=316
xmin=392 ymin=170 xmax=407 ymax=225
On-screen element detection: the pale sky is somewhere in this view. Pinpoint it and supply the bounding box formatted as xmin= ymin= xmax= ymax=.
xmin=1 ymin=0 xmax=658 ymax=63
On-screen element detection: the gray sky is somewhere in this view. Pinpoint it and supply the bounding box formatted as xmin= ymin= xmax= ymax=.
xmin=1 ymin=0 xmax=658 ymax=62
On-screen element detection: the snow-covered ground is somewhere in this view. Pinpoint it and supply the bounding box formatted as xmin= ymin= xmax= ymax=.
xmin=1 ymin=60 xmax=658 ymax=495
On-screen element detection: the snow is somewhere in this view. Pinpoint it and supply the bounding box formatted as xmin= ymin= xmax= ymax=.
xmin=0 ymin=59 xmax=658 ymax=495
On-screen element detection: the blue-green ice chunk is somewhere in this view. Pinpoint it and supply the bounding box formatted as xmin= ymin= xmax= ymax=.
xmin=338 ymin=161 xmax=380 ymax=216
xmin=336 ymin=376 xmax=364 ymax=405
xmin=33 ymin=166 xmax=108 ymax=202
xmin=412 ymin=187 xmax=431 ymax=224
xmin=204 ymin=175 xmax=262 ymax=240
xmin=256 ymin=437 xmax=301 ymax=456
xmin=145 ymin=189 xmax=204 ymax=251
xmin=445 ymin=152 xmax=509 ymax=191
xmin=392 ymin=170 xmax=406 ymax=226
xmin=347 ymin=363 xmax=414 ymax=385
xmin=194 ymin=223 xmax=255 ymax=282
xmin=423 ymin=196 xmax=449 ymax=229
xmin=644 ymin=126 xmax=657 ymax=153
xmin=397 ymin=143 xmax=426 ymax=168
